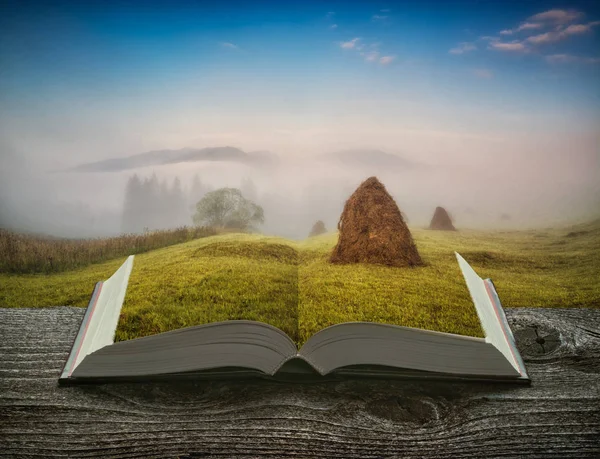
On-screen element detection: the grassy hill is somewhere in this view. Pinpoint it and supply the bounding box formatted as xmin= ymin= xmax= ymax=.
xmin=1 ymin=220 xmax=598 ymax=347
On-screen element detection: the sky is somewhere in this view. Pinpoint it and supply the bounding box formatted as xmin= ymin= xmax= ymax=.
xmin=0 ymin=0 xmax=599 ymax=237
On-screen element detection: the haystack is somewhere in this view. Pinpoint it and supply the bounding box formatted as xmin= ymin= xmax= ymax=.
xmin=429 ymin=206 xmax=456 ymax=231
xmin=330 ymin=177 xmax=423 ymax=267
xmin=309 ymin=220 xmax=327 ymax=237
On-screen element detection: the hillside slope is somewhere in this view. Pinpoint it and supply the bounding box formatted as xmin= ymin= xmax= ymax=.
xmin=68 ymin=146 xmax=278 ymax=172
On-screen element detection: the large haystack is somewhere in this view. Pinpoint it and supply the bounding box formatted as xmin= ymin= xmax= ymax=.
xmin=330 ymin=177 xmax=423 ymax=267
xmin=309 ymin=220 xmax=327 ymax=237
xmin=429 ymin=206 xmax=456 ymax=231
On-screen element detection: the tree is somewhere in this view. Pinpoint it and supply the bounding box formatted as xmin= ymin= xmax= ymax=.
xmin=122 ymin=174 xmax=142 ymax=233
xmin=309 ymin=220 xmax=326 ymax=237
xmin=192 ymin=188 xmax=264 ymax=231
xmin=121 ymin=172 xmax=190 ymax=233
xmin=169 ymin=176 xmax=188 ymax=226
xmin=141 ymin=173 xmax=160 ymax=230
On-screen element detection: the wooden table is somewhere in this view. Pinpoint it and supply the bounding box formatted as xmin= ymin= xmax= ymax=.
xmin=1 ymin=307 xmax=599 ymax=458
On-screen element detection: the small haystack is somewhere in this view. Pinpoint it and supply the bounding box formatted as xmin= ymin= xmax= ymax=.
xmin=330 ymin=176 xmax=422 ymax=267
xmin=429 ymin=206 xmax=456 ymax=231
xmin=309 ymin=220 xmax=327 ymax=237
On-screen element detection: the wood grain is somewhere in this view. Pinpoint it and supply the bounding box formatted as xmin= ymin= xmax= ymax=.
xmin=1 ymin=307 xmax=599 ymax=458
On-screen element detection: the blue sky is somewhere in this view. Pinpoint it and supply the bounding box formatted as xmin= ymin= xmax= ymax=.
xmin=0 ymin=0 xmax=599 ymax=163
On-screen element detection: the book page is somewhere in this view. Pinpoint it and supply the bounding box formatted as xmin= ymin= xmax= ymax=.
xmin=113 ymin=230 xmax=485 ymax=348
xmin=114 ymin=234 xmax=299 ymax=344
xmin=297 ymin=232 xmax=483 ymax=347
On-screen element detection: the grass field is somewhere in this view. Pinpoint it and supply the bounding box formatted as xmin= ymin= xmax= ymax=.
xmin=1 ymin=219 xmax=598 ymax=347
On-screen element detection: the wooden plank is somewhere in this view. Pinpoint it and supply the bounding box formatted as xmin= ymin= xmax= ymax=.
xmin=1 ymin=307 xmax=599 ymax=458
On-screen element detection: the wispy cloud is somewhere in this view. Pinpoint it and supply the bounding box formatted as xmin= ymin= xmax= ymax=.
xmin=364 ymin=51 xmax=380 ymax=62
xmin=473 ymin=68 xmax=493 ymax=79
xmin=372 ymin=14 xmax=389 ymax=20
xmin=530 ymin=9 xmax=584 ymax=24
xmin=545 ymin=54 xmax=600 ymax=64
xmin=219 ymin=42 xmax=239 ymax=50
xmin=326 ymin=11 xmax=335 ymax=19
xmin=494 ymin=8 xmax=592 ymax=47
xmin=526 ymin=22 xmax=598 ymax=44
xmin=501 ymin=22 xmax=544 ymax=35
xmin=526 ymin=32 xmax=557 ymax=44
xmin=338 ymin=36 xmax=393 ymax=67
xmin=518 ymin=22 xmax=545 ymax=32
xmin=488 ymin=41 xmax=527 ymax=52
xmin=330 ymin=24 xmax=338 ymax=29
xmin=449 ymin=42 xmax=477 ymax=55
xmin=563 ymin=23 xmax=596 ymax=34
xmin=340 ymin=38 xmax=360 ymax=49
xmin=475 ymin=8 xmax=599 ymax=64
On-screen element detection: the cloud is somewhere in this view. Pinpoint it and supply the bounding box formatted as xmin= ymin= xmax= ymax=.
xmin=526 ymin=32 xmax=557 ymax=44
xmin=473 ymin=68 xmax=493 ymax=79
xmin=330 ymin=24 xmax=338 ymax=29
xmin=518 ymin=22 xmax=544 ymax=32
xmin=563 ymin=23 xmax=593 ymax=34
xmin=219 ymin=42 xmax=239 ymax=50
xmin=340 ymin=38 xmax=360 ymax=49
xmin=488 ymin=41 xmax=527 ymax=52
xmin=545 ymin=54 xmax=600 ymax=64
xmin=526 ymin=22 xmax=597 ymax=45
xmin=449 ymin=42 xmax=477 ymax=54
xmin=497 ymin=9 xmax=588 ymax=39
xmin=372 ymin=14 xmax=389 ymax=20
xmin=379 ymin=55 xmax=395 ymax=65
xmin=365 ymin=51 xmax=380 ymax=62
xmin=529 ymin=9 xmax=584 ymax=24
xmin=326 ymin=11 xmax=335 ymax=18
xmin=478 ymin=8 xmax=598 ymax=61
xmin=501 ymin=22 xmax=544 ymax=35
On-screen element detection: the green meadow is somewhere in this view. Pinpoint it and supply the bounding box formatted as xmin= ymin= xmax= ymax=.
xmin=1 ymin=219 xmax=598 ymax=347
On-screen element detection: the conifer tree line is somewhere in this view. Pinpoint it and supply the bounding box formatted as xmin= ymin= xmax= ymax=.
xmin=121 ymin=173 xmax=213 ymax=233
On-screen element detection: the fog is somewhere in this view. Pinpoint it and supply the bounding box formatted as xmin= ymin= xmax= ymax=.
xmin=1 ymin=125 xmax=599 ymax=240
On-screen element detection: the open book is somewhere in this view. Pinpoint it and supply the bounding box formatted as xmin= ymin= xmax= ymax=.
xmin=59 ymin=253 xmax=529 ymax=384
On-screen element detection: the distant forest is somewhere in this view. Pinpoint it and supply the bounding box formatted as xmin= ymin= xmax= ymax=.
xmin=121 ymin=173 xmax=213 ymax=233
xmin=121 ymin=174 xmax=259 ymax=233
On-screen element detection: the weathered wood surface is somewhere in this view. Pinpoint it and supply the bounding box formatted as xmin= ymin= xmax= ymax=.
xmin=1 ymin=307 xmax=599 ymax=458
